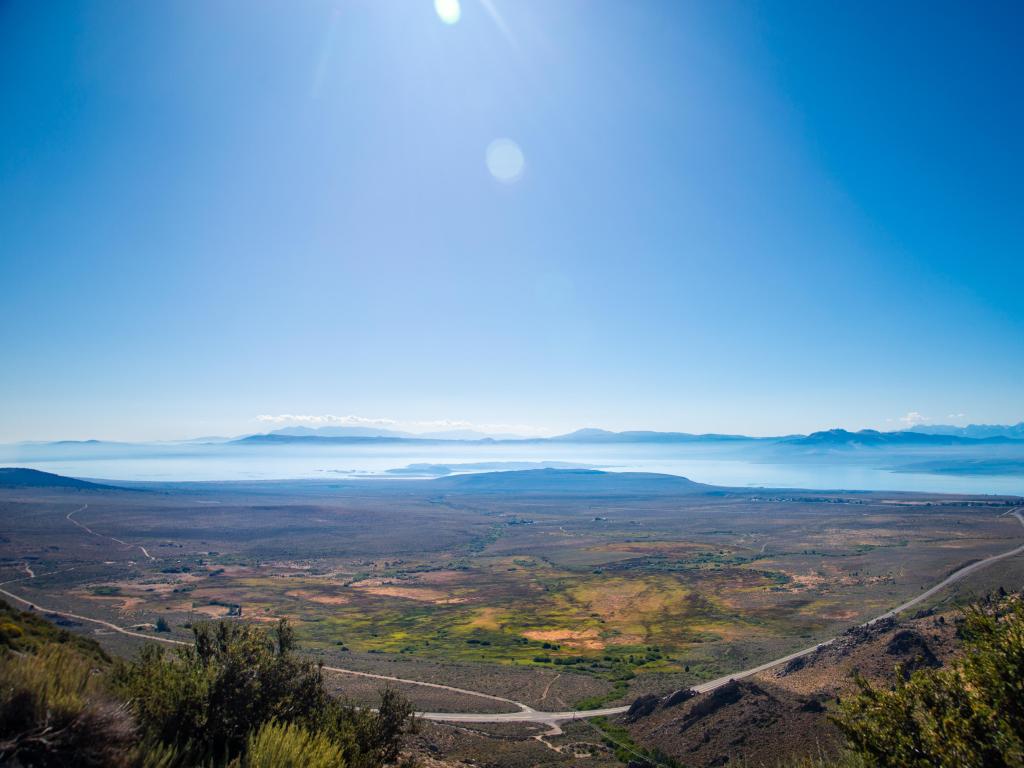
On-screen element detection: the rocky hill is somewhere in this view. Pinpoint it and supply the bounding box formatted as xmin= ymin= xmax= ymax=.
xmin=624 ymin=610 xmax=960 ymax=766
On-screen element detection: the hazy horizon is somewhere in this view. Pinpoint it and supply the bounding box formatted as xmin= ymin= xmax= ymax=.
xmin=5 ymin=413 xmax=1024 ymax=445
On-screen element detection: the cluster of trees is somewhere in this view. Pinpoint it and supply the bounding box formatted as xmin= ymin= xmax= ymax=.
xmin=0 ymin=605 xmax=414 ymax=767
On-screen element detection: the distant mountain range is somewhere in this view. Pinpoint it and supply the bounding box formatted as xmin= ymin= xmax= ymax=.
xmin=266 ymin=426 xmax=527 ymax=440
xmin=546 ymin=428 xmax=771 ymax=443
xmin=783 ymin=428 xmax=1022 ymax=448
xmin=234 ymin=425 xmax=1024 ymax=448
xmin=238 ymin=433 xmax=429 ymax=445
xmin=235 ymin=426 xmax=779 ymax=446
xmin=908 ymin=422 xmax=1024 ymax=440
xmin=5 ymin=423 xmax=1024 ymax=450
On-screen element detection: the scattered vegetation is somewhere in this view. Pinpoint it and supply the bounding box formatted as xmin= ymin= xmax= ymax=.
xmin=0 ymin=642 xmax=137 ymax=767
xmin=833 ymin=595 xmax=1024 ymax=767
xmin=590 ymin=715 xmax=682 ymax=767
xmin=242 ymin=720 xmax=347 ymax=768
xmin=0 ymin=599 xmax=109 ymax=663
xmin=0 ymin=602 xmax=415 ymax=767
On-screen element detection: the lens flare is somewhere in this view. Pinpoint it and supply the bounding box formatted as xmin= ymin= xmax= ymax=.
xmin=486 ymin=139 xmax=525 ymax=183
xmin=434 ymin=0 xmax=461 ymax=24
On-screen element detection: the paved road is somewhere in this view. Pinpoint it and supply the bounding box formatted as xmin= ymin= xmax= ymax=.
xmin=3 ymin=506 xmax=1021 ymax=726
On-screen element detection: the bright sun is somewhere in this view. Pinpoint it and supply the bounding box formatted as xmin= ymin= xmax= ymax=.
xmin=434 ymin=0 xmax=461 ymax=25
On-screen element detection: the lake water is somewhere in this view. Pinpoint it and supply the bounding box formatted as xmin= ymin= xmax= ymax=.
xmin=3 ymin=441 xmax=1023 ymax=496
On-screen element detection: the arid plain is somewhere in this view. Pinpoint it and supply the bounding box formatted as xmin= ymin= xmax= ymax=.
xmin=2 ymin=471 xmax=1021 ymax=719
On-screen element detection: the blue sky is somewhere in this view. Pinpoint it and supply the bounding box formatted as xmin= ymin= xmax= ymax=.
xmin=1 ymin=0 xmax=1021 ymax=441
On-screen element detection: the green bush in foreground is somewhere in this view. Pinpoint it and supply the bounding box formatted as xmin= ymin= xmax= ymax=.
xmin=0 ymin=643 xmax=136 ymax=767
xmin=113 ymin=619 xmax=414 ymax=767
xmin=833 ymin=597 xmax=1024 ymax=767
xmin=242 ymin=720 xmax=346 ymax=768
xmin=1 ymin=606 xmax=414 ymax=767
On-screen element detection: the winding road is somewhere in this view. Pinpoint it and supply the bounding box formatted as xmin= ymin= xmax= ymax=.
xmin=1 ymin=506 xmax=1021 ymax=726
xmin=67 ymin=504 xmax=155 ymax=562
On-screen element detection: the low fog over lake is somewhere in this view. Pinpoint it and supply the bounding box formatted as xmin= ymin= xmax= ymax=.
xmin=4 ymin=438 xmax=1023 ymax=495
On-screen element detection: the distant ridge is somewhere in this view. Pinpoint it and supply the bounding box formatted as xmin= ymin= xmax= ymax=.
xmin=232 ymin=429 xmax=764 ymax=446
xmin=270 ymin=425 xmax=413 ymax=439
xmin=237 ymin=433 xmax=428 ymax=445
xmin=20 ymin=424 xmax=1024 ymax=449
xmin=429 ymin=468 xmax=717 ymax=495
xmin=547 ymin=428 xmax=759 ymax=443
xmin=909 ymin=422 xmax=1024 ymax=440
xmin=0 ymin=467 xmax=118 ymax=490
xmin=783 ymin=429 xmax=1019 ymax=448
xmin=233 ymin=426 xmax=1020 ymax=448
xmin=268 ymin=425 xmax=526 ymax=441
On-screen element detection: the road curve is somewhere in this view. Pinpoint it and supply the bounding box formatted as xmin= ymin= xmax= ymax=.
xmin=320 ymin=666 xmax=532 ymax=712
xmin=2 ymin=509 xmax=1021 ymax=725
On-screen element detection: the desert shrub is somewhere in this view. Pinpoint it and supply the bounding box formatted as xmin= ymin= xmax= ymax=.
xmin=114 ymin=619 xmax=413 ymax=767
xmin=833 ymin=597 xmax=1024 ymax=767
xmin=0 ymin=621 xmax=24 ymax=644
xmin=0 ymin=643 xmax=136 ymax=767
xmin=0 ymin=599 xmax=109 ymax=662
xmin=113 ymin=620 xmax=327 ymax=761
xmin=310 ymin=686 xmax=414 ymax=768
xmin=242 ymin=720 xmax=346 ymax=768
xmin=784 ymin=753 xmax=866 ymax=768
xmin=137 ymin=741 xmax=191 ymax=768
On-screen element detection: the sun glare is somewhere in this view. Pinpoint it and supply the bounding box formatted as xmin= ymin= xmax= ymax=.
xmin=434 ymin=0 xmax=461 ymax=25
xmin=486 ymin=138 xmax=524 ymax=183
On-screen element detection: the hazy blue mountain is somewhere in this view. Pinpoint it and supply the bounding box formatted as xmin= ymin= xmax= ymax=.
xmin=547 ymin=428 xmax=760 ymax=443
xmin=909 ymin=422 xmax=1024 ymax=440
xmin=270 ymin=426 xmax=414 ymax=438
xmin=783 ymin=428 xmax=1018 ymax=448
xmin=269 ymin=426 xmax=525 ymax=441
xmin=235 ymin=428 xmax=763 ymax=446
xmin=0 ymin=467 xmax=118 ymax=490
xmin=16 ymin=425 xmax=1024 ymax=453
xmin=429 ymin=468 xmax=716 ymax=494
xmin=237 ymin=433 xmax=419 ymax=445
xmin=415 ymin=429 xmax=526 ymax=440
xmin=166 ymin=436 xmax=239 ymax=444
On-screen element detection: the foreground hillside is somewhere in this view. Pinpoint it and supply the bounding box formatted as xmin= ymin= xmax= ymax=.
xmin=3 ymin=593 xmax=1024 ymax=766
xmin=0 ymin=601 xmax=415 ymax=767
xmin=622 ymin=610 xmax=956 ymax=766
